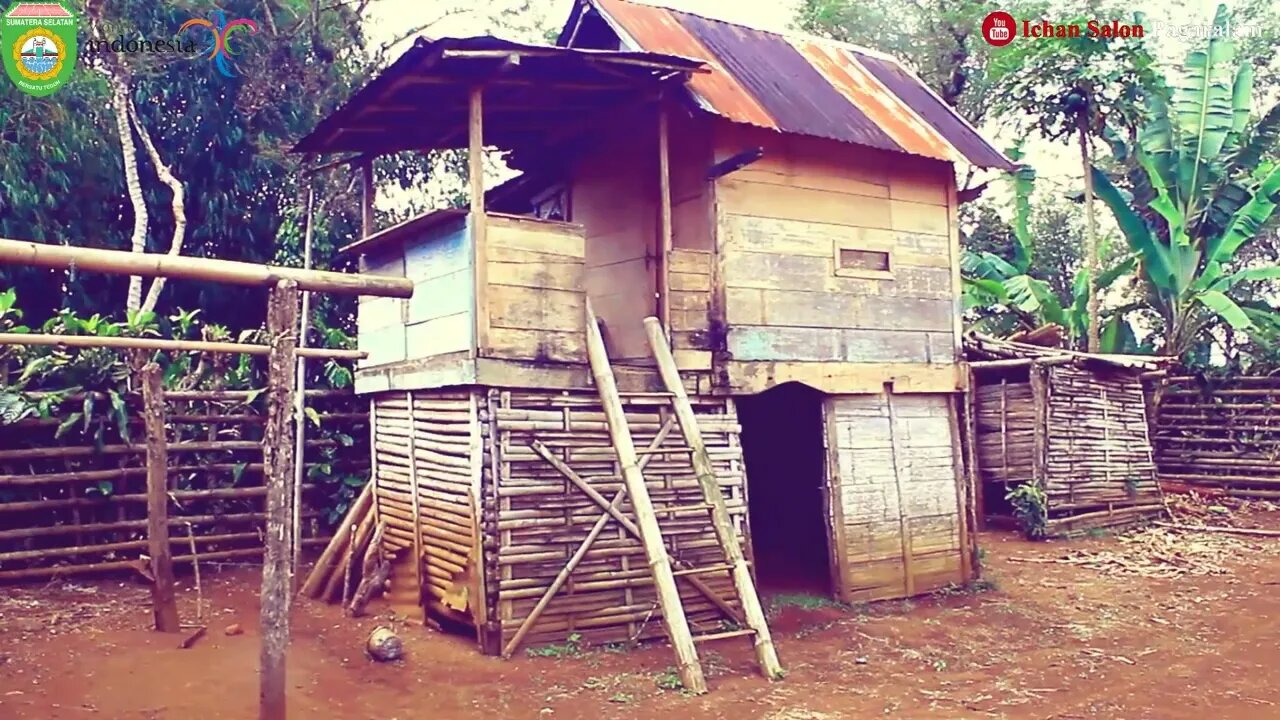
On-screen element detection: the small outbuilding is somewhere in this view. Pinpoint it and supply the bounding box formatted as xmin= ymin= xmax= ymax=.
xmin=296 ymin=0 xmax=1014 ymax=654
xmin=964 ymin=333 xmax=1167 ymax=537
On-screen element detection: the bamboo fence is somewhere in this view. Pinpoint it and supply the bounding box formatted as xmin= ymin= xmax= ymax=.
xmin=361 ymin=386 xmax=750 ymax=653
xmin=970 ymin=352 xmax=1164 ymax=535
xmin=1152 ymin=376 xmax=1280 ymax=498
xmin=0 ymin=388 xmax=369 ymax=581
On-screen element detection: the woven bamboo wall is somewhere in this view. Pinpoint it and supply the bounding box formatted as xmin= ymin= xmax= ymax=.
xmin=0 ymin=389 xmax=367 ymax=582
xmin=1154 ymin=376 xmax=1280 ymax=498
xmin=488 ymin=389 xmax=747 ymax=651
xmin=370 ymin=390 xmax=481 ymax=626
xmin=972 ymin=379 xmax=1036 ymax=486
xmin=1043 ymin=366 xmax=1162 ymax=528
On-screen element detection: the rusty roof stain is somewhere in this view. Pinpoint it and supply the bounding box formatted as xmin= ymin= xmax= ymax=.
xmin=578 ymin=0 xmax=1014 ymax=170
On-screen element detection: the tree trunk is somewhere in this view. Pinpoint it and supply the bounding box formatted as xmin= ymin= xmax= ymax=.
xmin=1080 ymin=117 xmax=1101 ymax=353
xmin=128 ymin=98 xmax=187 ymax=316
xmin=260 ymin=280 xmax=299 ymax=720
xmin=141 ymin=363 xmax=180 ymax=633
xmin=108 ymin=74 xmax=149 ymax=314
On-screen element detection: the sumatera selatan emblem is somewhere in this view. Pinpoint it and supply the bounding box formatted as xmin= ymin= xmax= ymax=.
xmin=2 ymin=1 xmax=78 ymax=97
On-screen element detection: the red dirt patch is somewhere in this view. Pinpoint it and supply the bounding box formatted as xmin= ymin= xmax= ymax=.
xmin=3 ymin=522 xmax=1280 ymax=719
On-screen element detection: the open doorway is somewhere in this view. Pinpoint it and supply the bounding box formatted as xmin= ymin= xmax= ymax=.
xmin=736 ymin=382 xmax=833 ymax=597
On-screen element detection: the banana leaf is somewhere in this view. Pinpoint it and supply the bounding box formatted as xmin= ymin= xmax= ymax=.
xmin=1197 ymin=289 xmax=1252 ymax=329
xmin=1091 ymin=167 xmax=1178 ymax=294
xmin=1003 ymin=275 xmax=1065 ymax=327
xmin=1208 ymin=163 xmax=1280 ymax=262
xmin=1100 ymin=315 xmax=1137 ymax=353
xmin=962 ymin=250 xmax=1019 ymax=280
xmin=1138 ymin=92 xmax=1177 ymax=192
xmin=1172 ymin=18 xmax=1236 ymax=204
xmin=1229 ymin=102 xmax=1280 ymax=175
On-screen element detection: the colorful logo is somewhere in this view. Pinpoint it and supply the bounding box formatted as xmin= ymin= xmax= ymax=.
xmin=982 ymin=11 xmax=1018 ymax=47
xmin=179 ymin=10 xmax=257 ymax=78
xmin=2 ymin=1 xmax=77 ymax=97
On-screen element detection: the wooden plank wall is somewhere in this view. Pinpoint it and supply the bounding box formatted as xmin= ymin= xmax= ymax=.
xmin=713 ymin=125 xmax=956 ymax=365
xmin=489 ymin=389 xmax=748 ymax=650
xmin=371 ymin=390 xmax=482 ymax=625
xmin=358 ymin=215 xmax=473 ymax=367
xmin=483 ymin=214 xmax=588 ymax=364
xmin=669 ymin=249 xmax=714 ymax=371
xmin=972 ymin=379 xmax=1037 ymax=488
xmin=572 ymin=115 xmax=658 ymax=362
xmin=829 ymin=393 xmax=964 ymax=602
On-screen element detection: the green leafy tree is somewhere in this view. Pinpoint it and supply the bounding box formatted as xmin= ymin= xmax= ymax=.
xmin=1091 ymin=4 xmax=1280 ymax=358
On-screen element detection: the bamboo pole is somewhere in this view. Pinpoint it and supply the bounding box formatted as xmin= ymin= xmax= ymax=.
xmin=291 ymin=184 xmax=317 ymax=586
xmin=0 ymin=238 xmax=412 ymax=297
xmin=642 ymin=316 xmax=782 ymax=680
xmin=300 ymin=478 xmax=375 ymax=597
xmin=656 ymin=102 xmax=673 ymax=338
xmin=260 ymin=280 xmax=299 ymax=720
xmin=141 ymin=363 xmax=181 ymax=633
xmin=0 ymin=332 xmax=364 ymax=359
xmin=884 ymin=386 xmax=916 ymax=597
xmin=585 ymin=301 xmax=705 ymax=694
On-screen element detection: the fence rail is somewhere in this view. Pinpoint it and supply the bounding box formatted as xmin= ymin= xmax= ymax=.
xmin=1152 ymin=375 xmax=1280 ymax=498
xmin=0 ymin=388 xmax=369 ymax=581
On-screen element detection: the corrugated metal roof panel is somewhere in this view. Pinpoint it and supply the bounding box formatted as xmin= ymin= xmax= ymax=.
xmin=853 ymin=51 xmax=1014 ymax=170
xmin=674 ymin=12 xmax=903 ymax=154
xmin=585 ymin=0 xmax=1014 ymax=170
xmin=591 ymin=0 xmax=776 ymax=129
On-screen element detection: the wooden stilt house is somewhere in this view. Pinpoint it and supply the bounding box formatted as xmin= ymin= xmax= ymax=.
xmin=295 ymin=0 xmax=1014 ymax=654
xmin=964 ymin=334 xmax=1168 ymax=536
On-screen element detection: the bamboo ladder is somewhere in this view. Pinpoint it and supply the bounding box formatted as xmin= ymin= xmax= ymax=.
xmin=582 ymin=303 xmax=783 ymax=692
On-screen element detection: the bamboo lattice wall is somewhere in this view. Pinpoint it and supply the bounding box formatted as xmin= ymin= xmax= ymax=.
xmin=490 ymin=389 xmax=747 ymax=650
xmin=1153 ymin=376 xmax=1280 ymax=498
xmin=368 ymin=387 xmax=749 ymax=652
xmin=972 ymin=364 xmax=1163 ymax=535
xmin=0 ymin=389 xmax=369 ymax=581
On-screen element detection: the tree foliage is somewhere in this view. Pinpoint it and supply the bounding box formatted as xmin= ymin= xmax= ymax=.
xmin=1091 ymin=4 xmax=1280 ymax=359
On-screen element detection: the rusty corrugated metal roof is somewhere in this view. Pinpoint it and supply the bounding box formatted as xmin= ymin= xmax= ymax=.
xmin=582 ymin=0 xmax=1014 ymax=170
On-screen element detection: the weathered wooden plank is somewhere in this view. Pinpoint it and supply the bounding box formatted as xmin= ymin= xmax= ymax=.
xmin=717 ymin=179 xmax=893 ymax=228
xmin=488 ymin=216 xmax=586 ymax=258
xmin=407 ymin=269 xmax=471 ymax=323
xmin=726 ymin=326 xmax=935 ymax=363
xmin=405 ymin=313 xmax=471 ymax=358
xmin=485 ymin=327 xmax=586 ymax=364
xmin=890 ymin=199 xmax=949 ymax=236
xmin=486 ymin=259 xmax=583 ymax=293
xmin=488 ymin=284 xmax=585 ymax=333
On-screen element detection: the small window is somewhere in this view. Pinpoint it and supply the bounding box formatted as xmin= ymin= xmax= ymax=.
xmin=834 ymin=242 xmax=893 ymax=279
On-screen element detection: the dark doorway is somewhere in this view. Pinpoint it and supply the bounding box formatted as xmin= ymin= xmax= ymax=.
xmin=736 ymin=382 xmax=833 ymax=597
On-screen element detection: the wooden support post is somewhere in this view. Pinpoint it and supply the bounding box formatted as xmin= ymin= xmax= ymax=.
xmin=406 ymin=391 xmax=423 ymax=612
xmin=360 ymin=161 xmax=374 ymax=240
xmin=656 ymin=102 xmax=673 ymax=339
xmin=260 ymin=280 xmax=299 ymax=720
xmin=585 ymin=302 xmax=705 ymax=694
xmin=299 ymin=480 xmax=373 ymax=598
xmin=643 ymin=317 xmax=783 ymax=680
xmin=141 ymin=363 xmax=180 ymax=633
xmin=469 ymin=86 xmax=490 ymax=356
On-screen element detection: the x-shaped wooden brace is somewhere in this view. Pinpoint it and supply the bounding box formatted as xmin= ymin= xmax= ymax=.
xmin=500 ymin=417 xmax=743 ymax=657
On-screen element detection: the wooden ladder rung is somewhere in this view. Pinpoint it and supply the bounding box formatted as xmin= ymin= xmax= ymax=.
xmin=673 ymin=563 xmax=734 ymax=578
xmin=693 ymin=628 xmax=756 ymax=643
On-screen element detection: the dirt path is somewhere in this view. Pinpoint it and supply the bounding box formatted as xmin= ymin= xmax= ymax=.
xmin=2 ymin=526 xmax=1278 ymax=719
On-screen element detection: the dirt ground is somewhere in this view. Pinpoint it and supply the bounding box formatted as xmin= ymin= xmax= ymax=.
xmin=3 ymin=517 xmax=1279 ymax=719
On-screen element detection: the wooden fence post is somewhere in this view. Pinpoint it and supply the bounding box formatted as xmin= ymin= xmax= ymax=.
xmin=141 ymin=362 xmax=180 ymax=633
xmin=260 ymin=280 xmax=299 ymax=720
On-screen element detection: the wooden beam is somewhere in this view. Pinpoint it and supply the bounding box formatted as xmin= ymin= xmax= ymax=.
xmin=657 ymin=102 xmax=673 ymax=340
xmin=469 ymin=86 xmax=490 ymax=356
xmin=360 ymin=161 xmax=375 ymax=239
xmin=0 ymin=239 xmax=412 ymax=298
xmin=643 ymin=317 xmax=783 ymax=681
xmin=259 ymin=280 xmax=299 ymax=720
xmin=141 ymin=363 xmax=180 ymax=634
xmin=884 ymin=386 xmax=916 ymax=597
xmin=585 ymin=301 xmax=706 ymax=694
xmin=706 ymin=147 xmax=764 ymax=181
xmin=0 ymin=333 xmax=365 ymax=359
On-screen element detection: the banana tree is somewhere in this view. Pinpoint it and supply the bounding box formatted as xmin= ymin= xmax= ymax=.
xmin=1092 ymin=4 xmax=1280 ymax=358
xmin=962 ymin=148 xmax=1137 ymax=350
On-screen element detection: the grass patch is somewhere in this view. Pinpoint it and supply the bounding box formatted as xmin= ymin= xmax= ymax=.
xmin=525 ymin=633 xmax=584 ymax=659
xmin=931 ymin=577 xmax=1000 ymax=599
xmin=608 ymin=692 xmax=634 ymax=704
xmin=768 ymin=593 xmax=849 ymax=612
xmin=654 ymin=667 xmax=683 ymax=691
